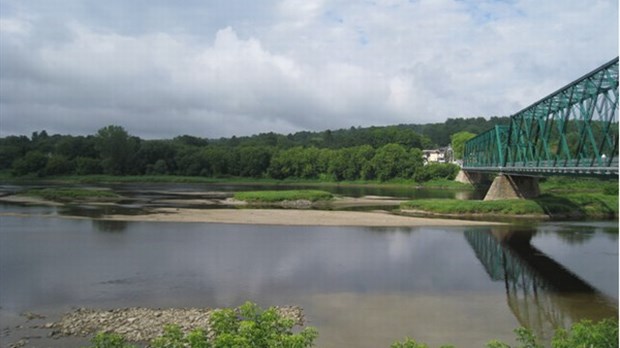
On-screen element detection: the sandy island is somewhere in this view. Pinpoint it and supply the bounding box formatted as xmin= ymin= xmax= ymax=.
xmin=0 ymin=194 xmax=503 ymax=227
xmin=103 ymin=208 xmax=502 ymax=227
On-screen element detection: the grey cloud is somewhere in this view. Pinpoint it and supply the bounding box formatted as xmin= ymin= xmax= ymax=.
xmin=0 ymin=0 xmax=617 ymax=138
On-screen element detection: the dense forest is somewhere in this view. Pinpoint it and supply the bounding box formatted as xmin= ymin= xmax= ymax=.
xmin=0 ymin=117 xmax=509 ymax=182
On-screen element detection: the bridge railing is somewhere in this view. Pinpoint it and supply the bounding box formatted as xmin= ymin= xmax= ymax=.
xmin=464 ymin=58 xmax=619 ymax=176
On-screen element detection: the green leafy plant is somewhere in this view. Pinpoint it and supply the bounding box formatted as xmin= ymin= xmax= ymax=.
xmin=151 ymin=325 xmax=209 ymax=348
xmin=209 ymin=302 xmax=318 ymax=348
xmin=86 ymin=332 xmax=137 ymax=348
xmin=392 ymin=318 xmax=618 ymax=348
xmin=233 ymin=190 xmax=333 ymax=203
xmin=391 ymin=337 xmax=454 ymax=348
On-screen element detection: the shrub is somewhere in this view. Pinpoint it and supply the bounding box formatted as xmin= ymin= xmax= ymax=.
xmin=209 ymin=301 xmax=317 ymax=348
xmin=86 ymin=332 xmax=137 ymax=348
xmin=414 ymin=163 xmax=460 ymax=182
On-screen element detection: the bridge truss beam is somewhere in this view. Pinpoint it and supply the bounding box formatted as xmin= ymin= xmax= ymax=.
xmin=464 ymin=58 xmax=619 ymax=176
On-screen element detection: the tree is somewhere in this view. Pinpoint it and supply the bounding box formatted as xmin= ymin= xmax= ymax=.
xmin=450 ymin=131 xmax=476 ymax=160
xmin=95 ymin=125 xmax=139 ymax=175
xmin=369 ymin=144 xmax=422 ymax=181
xmin=11 ymin=151 xmax=48 ymax=176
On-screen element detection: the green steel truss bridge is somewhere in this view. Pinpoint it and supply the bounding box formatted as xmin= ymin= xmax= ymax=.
xmin=463 ymin=58 xmax=619 ymax=176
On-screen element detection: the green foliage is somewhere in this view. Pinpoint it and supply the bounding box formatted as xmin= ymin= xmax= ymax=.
xmin=551 ymin=318 xmax=618 ymax=348
xmin=413 ymin=116 xmax=509 ymax=147
xmin=450 ymin=131 xmax=476 ymax=160
xmin=11 ymin=151 xmax=48 ymax=176
xmin=540 ymin=177 xmax=618 ymax=194
xmin=391 ymin=338 xmax=430 ymax=348
xmin=44 ymin=154 xmax=74 ymax=175
xmin=603 ymin=184 xmax=619 ymax=195
xmin=391 ymin=318 xmax=618 ymax=348
xmin=234 ymin=190 xmax=333 ymax=203
xmin=512 ymin=327 xmax=543 ymax=348
xmin=75 ymin=157 xmax=103 ymax=175
xmin=534 ymin=193 xmax=618 ymax=218
xmin=95 ymin=125 xmax=140 ymax=175
xmin=369 ymin=144 xmax=423 ymax=181
xmin=209 ymin=302 xmax=317 ymax=348
xmin=391 ymin=338 xmax=454 ymax=348
xmin=414 ymin=163 xmax=460 ymax=182
xmin=151 ymin=325 xmax=209 ymax=348
xmin=401 ymin=198 xmax=544 ymax=215
xmin=0 ymin=135 xmax=30 ymax=170
xmin=86 ymin=331 xmax=137 ymax=348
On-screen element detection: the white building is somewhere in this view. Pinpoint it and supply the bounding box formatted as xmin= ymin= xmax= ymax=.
xmin=422 ymin=146 xmax=453 ymax=165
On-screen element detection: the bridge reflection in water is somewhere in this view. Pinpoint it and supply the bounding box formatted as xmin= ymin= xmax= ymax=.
xmin=465 ymin=228 xmax=617 ymax=342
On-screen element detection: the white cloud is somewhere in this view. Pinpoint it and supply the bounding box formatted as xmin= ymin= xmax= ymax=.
xmin=0 ymin=0 xmax=617 ymax=138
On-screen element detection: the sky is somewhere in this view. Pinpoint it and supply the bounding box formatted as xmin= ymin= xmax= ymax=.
xmin=0 ymin=0 xmax=618 ymax=139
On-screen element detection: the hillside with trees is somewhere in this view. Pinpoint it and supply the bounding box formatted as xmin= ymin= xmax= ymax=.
xmin=0 ymin=117 xmax=510 ymax=182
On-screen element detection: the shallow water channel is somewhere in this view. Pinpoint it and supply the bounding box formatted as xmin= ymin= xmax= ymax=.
xmin=0 ymin=184 xmax=617 ymax=348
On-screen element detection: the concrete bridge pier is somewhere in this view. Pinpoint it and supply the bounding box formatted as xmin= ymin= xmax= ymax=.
xmin=455 ymin=170 xmax=491 ymax=186
xmin=483 ymin=174 xmax=540 ymax=201
xmin=456 ymin=170 xmax=540 ymax=201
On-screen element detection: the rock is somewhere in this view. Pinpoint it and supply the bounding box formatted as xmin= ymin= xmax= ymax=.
xmin=9 ymin=339 xmax=28 ymax=348
xmin=20 ymin=311 xmax=46 ymax=320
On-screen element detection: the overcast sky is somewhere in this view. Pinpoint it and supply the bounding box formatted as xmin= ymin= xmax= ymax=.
xmin=0 ymin=0 xmax=618 ymax=139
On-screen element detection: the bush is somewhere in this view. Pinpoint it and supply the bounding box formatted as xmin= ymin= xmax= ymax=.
xmin=209 ymin=301 xmax=317 ymax=348
xmin=414 ymin=163 xmax=460 ymax=182
xmin=86 ymin=332 xmax=137 ymax=348
xmin=393 ymin=318 xmax=618 ymax=348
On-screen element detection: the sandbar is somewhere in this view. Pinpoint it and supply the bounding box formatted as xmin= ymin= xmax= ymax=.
xmin=103 ymin=208 xmax=502 ymax=227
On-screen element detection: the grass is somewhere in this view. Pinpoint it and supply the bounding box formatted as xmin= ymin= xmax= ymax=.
xmin=0 ymin=174 xmax=474 ymax=189
xmin=534 ymin=193 xmax=619 ymax=218
xmin=401 ymin=193 xmax=618 ymax=219
xmin=540 ymin=176 xmax=618 ymax=193
xmin=234 ymin=190 xmax=333 ymax=203
xmin=21 ymin=188 xmax=121 ymax=202
xmin=401 ymin=198 xmax=545 ymax=215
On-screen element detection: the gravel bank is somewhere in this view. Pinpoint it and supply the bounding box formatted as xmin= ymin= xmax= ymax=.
xmin=51 ymin=306 xmax=305 ymax=342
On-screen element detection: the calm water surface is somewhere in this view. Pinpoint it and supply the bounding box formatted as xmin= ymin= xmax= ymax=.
xmin=0 ymin=203 xmax=617 ymax=347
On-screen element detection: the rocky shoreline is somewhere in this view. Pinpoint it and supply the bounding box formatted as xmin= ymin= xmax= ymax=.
xmin=2 ymin=306 xmax=306 ymax=347
xmin=51 ymin=306 xmax=305 ymax=342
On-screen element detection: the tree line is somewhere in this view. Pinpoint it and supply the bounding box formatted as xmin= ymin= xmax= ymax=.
xmin=0 ymin=117 xmax=508 ymax=181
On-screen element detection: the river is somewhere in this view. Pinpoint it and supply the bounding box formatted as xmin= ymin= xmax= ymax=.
xmin=0 ymin=184 xmax=617 ymax=347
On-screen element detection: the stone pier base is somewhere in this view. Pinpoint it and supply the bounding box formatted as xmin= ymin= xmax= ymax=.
xmin=454 ymin=170 xmax=491 ymax=185
xmin=483 ymin=174 xmax=540 ymax=201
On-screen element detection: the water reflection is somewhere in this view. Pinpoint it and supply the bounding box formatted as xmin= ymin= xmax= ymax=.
xmin=92 ymin=220 xmax=129 ymax=233
xmin=465 ymin=228 xmax=618 ymax=342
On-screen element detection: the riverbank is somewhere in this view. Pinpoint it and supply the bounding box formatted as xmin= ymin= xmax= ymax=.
xmin=0 ymin=173 xmax=472 ymax=190
xmin=401 ymin=186 xmax=618 ymax=221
